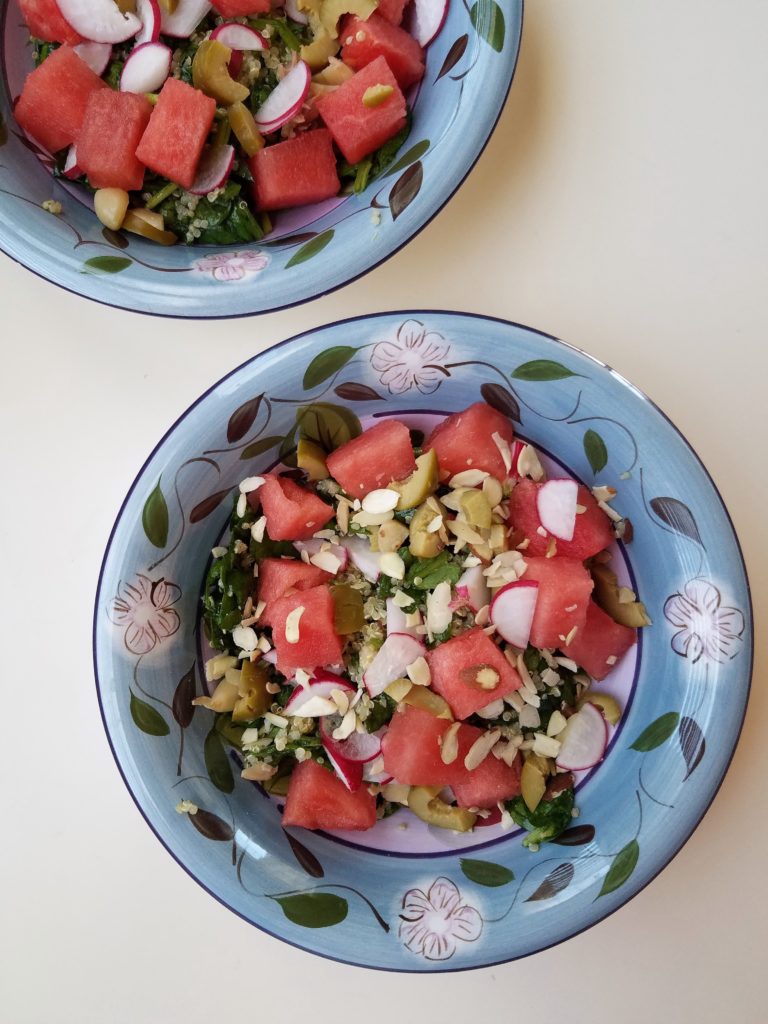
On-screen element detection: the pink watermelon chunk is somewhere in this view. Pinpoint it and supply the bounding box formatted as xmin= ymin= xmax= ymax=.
xmin=424 ymin=402 xmax=516 ymax=481
xmin=14 ymin=45 xmax=107 ymax=154
xmin=250 ymin=129 xmax=340 ymax=212
xmin=381 ymin=704 xmax=454 ymax=786
xmin=212 ymin=0 xmax=270 ymax=13
xmin=510 ymin=479 xmax=614 ymax=559
xmin=258 ymin=474 xmax=334 ymax=541
xmin=316 ymin=56 xmax=406 ymax=165
xmin=257 ymin=557 xmax=331 ymax=625
xmin=18 ymin=0 xmax=82 ymax=43
xmin=451 ymin=726 xmax=522 ymax=808
xmin=562 ymin=600 xmax=637 ymax=680
xmin=326 ymin=418 xmax=416 ymax=497
xmin=341 ymin=12 xmax=425 ymax=90
xmin=136 ymin=78 xmax=216 ymax=190
xmin=376 ymin=0 xmax=409 ymax=24
xmin=427 ymin=626 xmax=522 ymax=720
xmin=282 ymin=759 xmax=377 ymax=830
xmin=522 ymin=556 xmax=594 ymax=650
xmin=269 ymin=585 xmax=344 ymax=673
xmin=77 ymin=90 xmax=152 ymax=191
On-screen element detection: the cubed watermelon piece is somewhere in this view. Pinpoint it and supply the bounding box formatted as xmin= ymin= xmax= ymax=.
xmin=135 ymin=78 xmax=215 ymax=189
xmin=258 ymin=557 xmax=331 ymax=625
xmin=77 ymin=90 xmax=152 ymax=191
xmin=270 ymin=585 xmax=344 ymax=673
xmin=510 ymin=479 xmax=614 ymax=559
xmin=250 ymin=128 xmax=340 ymax=212
xmin=14 ymin=45 xmax=107 ymax=154
xmin=341 ymin=12 xmax=425 ymax=90
xmin=282 ymin=759 xmax=377 ymax=830
xmin=258 ymin=474 xmax=334 ymax=541
xmin=381 ymin=704 xmax=454 ymax=786
xmin=376 ymin=0 xmax=409 ymax=24
xmin=18 ymin=0 xmax=82 ymax=43
xmin=316 ymin=56 xmax=406 ymax=165
xmin=451 ymin=727 xmax=522 ymax=808
xmin=562 ymin=600 xmax=637 ymax=680
xmin=522 ymin=556 xmax=594 ymax=650
xmin=212 ymin=0 xmax=270 ymax=14
xmin=424 ymin=402 xmax=516 ymax=481
xmin=326 ymin=418 xmax=416 ymax=497
xmin=427 ymin=627 xmax=522 ymax=720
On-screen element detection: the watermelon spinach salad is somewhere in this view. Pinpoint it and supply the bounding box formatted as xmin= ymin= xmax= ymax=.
xmin=197 ymin=403 xmax=651 ymax=847
xmin=14 ymin=0 xmax=445 ymax=245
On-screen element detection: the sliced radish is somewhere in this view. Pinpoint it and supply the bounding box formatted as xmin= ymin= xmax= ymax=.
xmin=161 ymin=0 xmax=211 ymax=38
xmin=555 ymin=702 xmax=609 ymax=771
xmin=386 ymin=597 xmax=422 ymax=637
xmin=537 ymin=478 xmax=578 ymax=542
xmin=211 ymin=22 xmax=268 ymax=50
xmin=455 ymin=565 xmax=490 ymax=612
xmin=319 ymin=720 xmax=381 ymax=764
xmin=74 ymin=41 xmax=113 ymax=75
xmin=489 ymin=580 xmax=539 ymax=649
xmin=284 ymin=0 xmax=308 ymax=24
xmin=120 ymin=41 xmax=171 ymax=94
xmin=406 ymin=0 xmax=448 ymax=47
xmin=254 ymin=60 xmax=311 ymax=132
xmin=62 ymin=144 xmax=83 ymax=179
xmin=510 ymin=439 xmax=526 ymax=477
xmin=340 ymin=536 xmax=380 ymax=582
xmin=323 ymin=744 xmax=363 ymax=791
xmin=363 ymin=633 xmax=426 ymax=697
xmin=283 ymin=674 xmax=353 ymax=717
xmin=474 ymin=806 xmax=502 ymax=828
xmin=56 ymin=0 xmax=141 ymax=43
xmin=294 ymin=538 xmax=349 ymax=570
xmin=135 ymin=0 xmax=161 ymax=43
xmin=189 ymin=144 xmax=235 ymax=195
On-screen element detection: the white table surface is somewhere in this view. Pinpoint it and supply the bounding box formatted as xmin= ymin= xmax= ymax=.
xmin=1 ymin=1 xmax=766 ymax=1020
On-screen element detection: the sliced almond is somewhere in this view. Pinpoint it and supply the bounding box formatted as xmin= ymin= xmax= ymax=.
xmin=241 ymin=763 xmax=276 ymax=781
xmin=361 ymin=488 xmax=400 ymax=514
xmin=284 ymin=606 xmax=304 ymax=644
xmin=239 ymin=476 xmax=265 ymax=494
xmin=449 ymin=469 xmax=490 ymax=487
xmin=482 ymin=476 xmax=503 ymax=508
xmin=440 ymin=722 xmax=461 ymax=765
xmin=464 ymin=729 xmax=502 ymax=770
xmin=379 ymin=551 xmax=405 ymax=580
xmin=406 ymin=656 xmax=430 ymax=687
xmin=491 ymin=432 xmax=513 ymax=473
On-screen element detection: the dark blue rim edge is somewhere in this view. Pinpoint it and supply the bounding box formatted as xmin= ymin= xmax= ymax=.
xmin=92 ymin=309 xmax=754 ymax=972
xmin=0 ymin=3 xmax=524 ymax=320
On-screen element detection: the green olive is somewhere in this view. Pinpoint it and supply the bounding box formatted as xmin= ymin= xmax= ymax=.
xmin=460 ymin=489 xmax=492 ymax=529
xmin=390 ymin=449 xmax=439 ymax=510
xmin=297 ymin=437 xmax=329 ymax=481
xmin=409 ymin=499 xmax=445 ymax=558
xmin=401 ymin=686 xmax=453 ymax=720
xmin=331 ymin=583 xmax=365 ymax=634
xmin=192 ymin=39 xmax=249 ymax=106
xmin=408 ymin=786 xmax=477 ymax=832
xmin=521 ymin=756 xmax=548 ymax=812
xmin=231 ymin=659 xmax=271 ymax=722
xmin=578 ymin=692 xmax=621 ymax=725
xmin=591 ymin=562 xmax=652 ymax=628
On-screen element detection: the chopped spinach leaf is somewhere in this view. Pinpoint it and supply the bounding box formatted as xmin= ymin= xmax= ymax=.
xmin=505 ymin=787 xmax=575 ymax=847
xmin=365 ymin=694 xmax=396 ymax=733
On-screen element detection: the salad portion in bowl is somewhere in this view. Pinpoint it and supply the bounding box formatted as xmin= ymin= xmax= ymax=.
xmin=13 ymin=0 xmax=446 ymax=246
xmin=198 ymin=402 xmax=649 ymax=847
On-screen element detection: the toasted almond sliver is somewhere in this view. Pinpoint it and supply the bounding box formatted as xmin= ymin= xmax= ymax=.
xmin=284 ymin=606 xmax=304 ymax=644
xmin=236 ymin=492 xmax=247 ymax=518
xmin=241 ymin=763 xmax=276 ymax=781
xmin=482 ymin=476 xmax=503 ymax=508
xmin=392 ymin=590 xmax=412 ymax=608
xmin=474 ymin=604 xmax=490 ymax=627
xmin=492 ymin=432 xmax=512 ymax=473
xmin=361 ymin=488 xmax=400 ymax=514
xmin=462 ymin=554 xmax=482 ymax=568
xmin=447 ymin=519 xmax=485 ymax=545
xmin=264 ymin=712 xmax=289 ymax=729
xmin=426 ymin=515 xmax=443 ymax=533
xmin=330 ymin=688 xmax=350 ymax=715
xmin=336 ymin=498 xmax=350 ymax=534
xmin=547 ymin=710 xmax=568 ymax=737
xmin=598 ymin=499 xmax=624 ymax=523
xmin=532 ymin=732 xmax=561 ymax=758
xmin=517 ymin=445 xmax=545 ymax=481
xmin=406 ymin=655 xmax=430 ymax=687
xmin=232 ymin=624 xmax=258 ymax=652
xmin=239 ymin=476 xmax=265 ymax=494
xmin=440 ymin=722 xmax=461 ymax=765
xmin=449 ymin=469 xmax=490 ymax=487
xmin=351 ymin=508 xmax=394 ymax=527
xmin=464 ymin=729 xmax=502 ymax=771
xmin=332 ymin=707 xmax=357 ymax=741
xmin=310 ymin=550 xmax=342 ymax=574
xmin=379 ymin=551 xmax=405 ymax=580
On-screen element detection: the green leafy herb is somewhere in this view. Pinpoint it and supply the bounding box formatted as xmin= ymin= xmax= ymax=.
xmin=252 ymin=15 xmax=305 ymax=51
xmin=365 ymin=694 xmax=396 ymax=733
xmin=32 ymin=40 xmax=59 ymax=66
xmin=506 ymin=787 xmax=575 ymax=847
xmin=405 ymin=551 xmax=462 ymax=591
xmin=157 ymin=180 xmax=264 ymax=245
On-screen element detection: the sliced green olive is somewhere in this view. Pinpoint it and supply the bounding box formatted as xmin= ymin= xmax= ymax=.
xmin=313 ymin=60 xmax=354 ymax=87
xmin=409 ymin=498 xmax=445 ymax=558
xmin=377 ymin=519 xmax=409 ymax=553
xmin=231 ymin=660 xmax=271 ymax=723
xmin=460 ymin=489 xmax=492 ymax=529
xmin=192 ymin=39 xmax=249 ymax=105
xmin=401 ymin=686 xmax=453 ymax=720
xmin=297 ymin=437 xmax=329 ymax=481
xmin=122 ymin=209 xmax=177 ymax=245
xmin=300 ymin=25 xmax=340 ymax=70
xmin=156 ymin=0 xmax=177 ymax=12
xmin=521 ymin=755 xmax=548 ymax=812
xmin=390 ymin=449 xmax=439 ymax=510
xmin=591 ymin=562 xmax=652 ymax=628
xmin=385 ymin=677 xmax=413 ymax=702
xmin=331 ymin=583 xmax=365 ymax=634
xmin=408 ymin=786 xmax=477 ymax=832
xmin=320 ymin=0 xmax=376 ymax=35
xmin=228 ymin=101 xmax=264 ymax=158
xmin=578 ymin=692 xmax=621 ymax=725
xmin=262 ymin=770 xmax=292 ymax=796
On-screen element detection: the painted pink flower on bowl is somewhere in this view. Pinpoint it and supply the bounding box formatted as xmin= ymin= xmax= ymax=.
xmin=664 ymin=578 xmax=745 ymax=664
xmin=371 ymin=319 xmax=450 ymax=395
xmin=109 ymin=574 xmax=181 ymax=656
xmin=194 ymin=250 xmax=269 ymax=282
xmin=398 ymin=877 xmax=482 ymax=961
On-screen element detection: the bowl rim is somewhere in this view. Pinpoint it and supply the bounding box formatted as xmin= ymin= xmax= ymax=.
xmin=92 ymin=309 xmax=754 ymax=970
xmin=0 ymin=4 xmax=524 ymax=319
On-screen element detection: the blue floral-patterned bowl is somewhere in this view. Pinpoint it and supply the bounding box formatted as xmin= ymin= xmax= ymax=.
xmin=94 ymin=311 xmax=752 ymax=970
xmin=0 ymin=2 xmax=521 ymax=317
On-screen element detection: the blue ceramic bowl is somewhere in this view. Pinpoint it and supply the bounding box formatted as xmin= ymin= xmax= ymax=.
xmin=0 ymin=3 xmax=522 ymax=317
xmin=94 ymin=311 xmax=752 ymax=970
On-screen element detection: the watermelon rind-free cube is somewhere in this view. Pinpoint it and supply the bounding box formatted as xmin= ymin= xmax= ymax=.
xmin=250 ymin=129 xmax=341 ymax=212
xmin=282 ymin=759 xmax=377 ymax=830
xmin=325 ymin=418 xmax=416 ymax=497
xmin=427 ymin=626 xmax=522 ymax=720
xmin=135 ymin=78 xmax=216 ymax=190
xmin=424 ymin=402 xmax=516 ymax=481
xmin=257 ymin=558 xmax=331 ymax=625
xmin=316 ymin=55 xmax=406 ymax=165
xmin=341 ymin=12 xmax=425 ymax=90
xmin=451 ymin=726 xmax=522 ymax=808
xmin=563 ymin=600 xmax=637 ymax=680
xmin=14 ymin=45 xmax=106 ymax=154
xmin=382 ymin=704 xmax=454 ymax=786
xmin=258 ymin=474 xmax=334 ymax=541
xmin=77 ymin=90 xmax=152 ymax=191
xmin=511 ymin=479 xmax=614 ymax=560
xmin=523 ymin=556 xmax=594 ymax=650
xmin=269 ymin=585 xmax=343 ymax=673
xmin=212 ymin=0 xmax=270 ymax=15
xmin=19 ymin=0 xmax=82 ymax=44
xmin=376 ymin=0 xmax=409 ymax=24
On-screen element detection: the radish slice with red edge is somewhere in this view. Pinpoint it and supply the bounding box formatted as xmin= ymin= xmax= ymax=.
xmin=363 ymin=760 xmax=393 ymax=784
xmin=284 ymin=0 xmax=309 ymax=24
xmin=386 ymin=597 xmax=421 ymax=637
xmin=56 ymin=0 xmax=141 ymax=42
xmin=406 ymin=0 xmax=448 ymax=47
xmin=135 ymin=0 xmax=160 ymax=43
xmin=454 ymin=565 xmax=490 ymax=612
xmin=283 ymin=674 xmax=353 ymax=717
xmin=293 ymin=538 xmax=349 ymax=570
xmin=261 ymin=648 xmax=278 ymax=665
xmin=363 ymin=633 xmax=426 ymax=697
xmin=510 ymin=439 xmax=526 ymax=477
xmin=160 ymin=0 xmax=211 ymax=38
xmin=74 ymin=41 xmax=113 ymax=75
xmin=189 ymin=144 xmax=235 ymax=195
xmin=340 ymin=536 xmax=380 ymax=582
xmin=322 ymin=744 xmax=363 ymax=791
xmin=489 ymin=580 xmax=539 ymax=648
xmin=254 ymin=60 xmax=311 ymax=132
xmin=536 ymin=478 xmax=578 ymax=542
xmin=319 ymin=719 xmax=381 ymax=764
xmin=555 ymin=702 xmax=609 ymax=771
xmin=120 ymin=41 xmax=171 ymax=94
xmin=211 ymin=22 xmax=268 ymax=50
xmin=63 ymin=144 xmax=83 ymax=179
